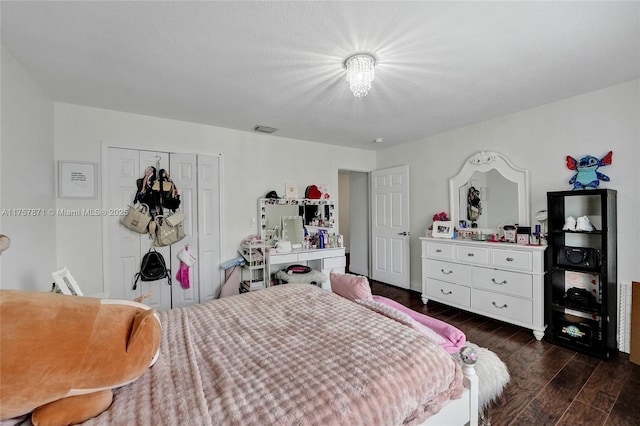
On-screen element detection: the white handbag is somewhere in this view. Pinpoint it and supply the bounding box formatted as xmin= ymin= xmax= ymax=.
xmin=165 ymin=210 xmax=185 ymax=227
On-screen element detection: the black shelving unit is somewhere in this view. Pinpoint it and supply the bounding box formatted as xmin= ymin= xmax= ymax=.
xmin=545 ymin=189 xmax=617 ymax=359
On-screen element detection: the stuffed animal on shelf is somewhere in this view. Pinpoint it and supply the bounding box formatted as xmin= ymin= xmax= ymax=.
xmin=566 ymin=151 xmax=613 ymax=190
xmin=0 ymin=290 xmax=161 ymax=425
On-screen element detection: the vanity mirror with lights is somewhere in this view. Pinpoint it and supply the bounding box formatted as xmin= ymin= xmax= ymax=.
xmin=258 ymin=198 xmax=345 ymax=291
xmin=420 ymin=151 xmax=547 ymax=340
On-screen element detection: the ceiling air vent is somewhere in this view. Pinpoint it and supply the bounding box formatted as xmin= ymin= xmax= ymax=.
xmin=253 ymin=125 xmax=277 ymax=134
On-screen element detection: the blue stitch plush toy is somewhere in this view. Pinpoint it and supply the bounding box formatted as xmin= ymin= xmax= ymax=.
xmin=566 ymin=151 xmax=613 ymax=190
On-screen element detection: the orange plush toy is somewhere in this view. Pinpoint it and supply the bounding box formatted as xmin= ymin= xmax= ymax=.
xmin=0 ymin=290 xmax=162 ymax=425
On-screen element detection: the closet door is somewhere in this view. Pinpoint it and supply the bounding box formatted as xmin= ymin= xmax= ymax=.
xmin=197 ymin=154 xmax=222 ymax=300
xmin=105 ymin=147 xmax=222 ymax=308
xmin=138 ymin=151 xmax=172 ymax=310
xmin=169 ymin=153 xmax=199 ymax=308
xmin=106 ymin=148 xmax=141 ymax=302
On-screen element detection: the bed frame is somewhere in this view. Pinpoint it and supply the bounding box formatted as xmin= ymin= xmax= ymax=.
xmin=422 ymin=351 xmax=479 ymax=426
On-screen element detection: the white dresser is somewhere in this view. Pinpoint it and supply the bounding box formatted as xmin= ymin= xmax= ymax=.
xmin=266 ymin=247 xmax=346 ymax=291
xmin=420 ymin=237 xmax=547 ymax=340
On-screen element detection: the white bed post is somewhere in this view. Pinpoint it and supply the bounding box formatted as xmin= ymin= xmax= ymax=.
xmin=459 ymin=345 xmax=479 ymax=426
xmin=462 ymin=362 xmax=479 ymax=426
xmin=422 ymin=346 xmax=480 ymax=426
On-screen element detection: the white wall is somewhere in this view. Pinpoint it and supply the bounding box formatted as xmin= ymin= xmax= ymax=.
xmin=377 ymin=79 xmax=639 ymax=350
xmin=1 ymin=46 xmax=56 ymax=290
xmin=53 ymin=103 xmax=376 ymax=296
xmin=377 ymin=79 xmax=639 ymax=294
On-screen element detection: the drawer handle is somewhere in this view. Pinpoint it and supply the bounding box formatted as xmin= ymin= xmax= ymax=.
xmin=491 ymin=278 xmax=508 ymax=285
xmin=506 ymin=257 xmax=514 ymax=262
xmin=440 ymin=269 xmax=453 ymax=275
xmin=492 ymin=302 xmax=508 ymax=309
xmin=436 ymin=249 xmax=442 ymax=253
xmin=440 ymin=289 xmax=452 ymax=295
xmin=467 ymin=253 xmax=475 ymax=257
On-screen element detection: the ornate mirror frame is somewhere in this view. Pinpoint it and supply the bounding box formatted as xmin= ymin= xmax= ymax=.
xmin=449 ymin=151 xmax=530 ymax=231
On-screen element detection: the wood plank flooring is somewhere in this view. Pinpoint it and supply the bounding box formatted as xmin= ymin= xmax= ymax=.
xmin=369 ymin=280 xmax=640 ymax=426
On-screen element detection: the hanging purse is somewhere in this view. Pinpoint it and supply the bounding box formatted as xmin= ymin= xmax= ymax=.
xmin=121 ymin=203 xmax=151 ymax=234
xmin=165 ymin=210 xmax=185 ymax=227
xmin=153 ymin=215 xmax=185 ymax=247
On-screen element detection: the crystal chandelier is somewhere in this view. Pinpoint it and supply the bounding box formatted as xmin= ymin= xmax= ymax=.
xmin=344 ymin=53 xmax=376 ymax=97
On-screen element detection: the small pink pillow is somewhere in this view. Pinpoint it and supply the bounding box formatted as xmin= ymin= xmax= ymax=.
xmin=330 ymin=271 xmax=373 ymax=301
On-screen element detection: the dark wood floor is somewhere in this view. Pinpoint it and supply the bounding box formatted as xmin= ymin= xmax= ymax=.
xmin=369 ymin=280 xmax=640 ymax=426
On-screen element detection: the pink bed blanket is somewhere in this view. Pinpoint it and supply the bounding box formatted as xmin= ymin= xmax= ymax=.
xmin=372 ymin=295 xmax=466 ymax=354
xmin=84 ymin=284 xmax=463 ymax=426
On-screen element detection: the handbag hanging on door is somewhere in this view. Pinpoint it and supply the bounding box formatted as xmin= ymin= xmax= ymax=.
xmin=121 ymin=203 xmax=151 ymax=234
xmin=153 ymin=213 xmax=185 ymax=247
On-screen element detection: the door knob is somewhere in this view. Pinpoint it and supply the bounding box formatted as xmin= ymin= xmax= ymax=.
xmin=397 ymin=231 xmax=410 ymax=236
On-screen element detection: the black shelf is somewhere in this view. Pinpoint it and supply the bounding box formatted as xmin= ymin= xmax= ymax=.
xmin=550 ymin=265 xmax=603 ymax=275
xmin=544 ymin=189 xmax=617 ymax=360
xmin=550 ymin=229 xmax=603 ymax=235
xmin=549 ymin=302 xmax=602 ymax=316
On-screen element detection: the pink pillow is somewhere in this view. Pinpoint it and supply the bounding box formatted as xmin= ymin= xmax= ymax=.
xmin=330 ymin=271 xmax=373 ymax=301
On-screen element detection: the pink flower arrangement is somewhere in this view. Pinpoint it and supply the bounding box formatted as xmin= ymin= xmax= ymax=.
xmin=432 ymin=211 xmax=450 ymax=222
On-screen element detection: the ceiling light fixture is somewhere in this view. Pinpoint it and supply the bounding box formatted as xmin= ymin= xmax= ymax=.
xmin=344 ymin=53 xmax=376 ymax=98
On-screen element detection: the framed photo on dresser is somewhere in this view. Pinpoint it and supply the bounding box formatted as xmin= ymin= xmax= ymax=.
xmin=432 ymin=221 xmax=454 ymax=238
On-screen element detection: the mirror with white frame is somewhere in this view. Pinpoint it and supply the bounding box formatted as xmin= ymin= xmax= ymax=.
xmin=449 ymin=151 xmax=530 ymax=234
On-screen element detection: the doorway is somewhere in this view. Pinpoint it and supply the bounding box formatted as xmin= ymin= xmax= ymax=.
xmin=338 ymin=170 xmax=369 ymax=276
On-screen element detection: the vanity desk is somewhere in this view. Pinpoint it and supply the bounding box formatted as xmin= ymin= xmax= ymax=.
xmin=266 ymin=247 xmax=346 ymax=291
xmin=259 ymin=197 xmax=345 ymax=291
xmin=421 ymin=237 xmax=546 ymax=340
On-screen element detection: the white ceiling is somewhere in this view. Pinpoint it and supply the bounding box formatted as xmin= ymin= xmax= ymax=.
xmin=1 ymin=1 xmax=638 ymax=151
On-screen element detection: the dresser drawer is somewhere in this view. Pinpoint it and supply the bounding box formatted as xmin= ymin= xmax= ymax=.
xmin=473 ymin=267 xmax=533 ymax=298
xmin=268 ymin=253 xmax=298 ymax=264
xmin=425 ymin=259 xmax=472 ymax=285
xmin=426 ymin=279 xmax=471 ymax=307
xmin=455 ymin=245 xmax=489 ymax=265
xmin=424 ymin=241 xmax=454 ymax=260
xmin=323 ymin=256 xmax=346 ymax=269
xmin=491 ymin=249 xmax=532 ymax=271
xmin=471 ymin=289 xmax=533 ymax=325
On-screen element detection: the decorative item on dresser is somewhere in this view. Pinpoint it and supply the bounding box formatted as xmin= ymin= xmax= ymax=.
xmin=421 ymin=237 xmax=547 ymax=340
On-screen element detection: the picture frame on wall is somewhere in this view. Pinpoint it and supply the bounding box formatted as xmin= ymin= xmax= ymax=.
xmin=58 ymin=161 xmax=97 ymax=198
xmin=433 ymin=221 xmax=454 ymax=239
xmin=51 ymin=267 xmax=83 ymax=296
xmin=285 ymin=182 xmax=299 ymax=199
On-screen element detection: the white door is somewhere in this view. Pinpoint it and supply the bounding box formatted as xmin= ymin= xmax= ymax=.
xmin=197 ymin=154 xmax=223 ymax=300
xmin=106 ymin=148 xmax=141 ymax=302
xmin=106 ymin=148 xmax=171 ymax=309
xmin=169 ymin=153 xmax=199 ymax=308
xmin=137 ymin=151 xmax=173 ymax=310
xmin=105 ymin=147 xmax=222 ymax=308
xmin=370 ymin=165 xmax=410 ymax=288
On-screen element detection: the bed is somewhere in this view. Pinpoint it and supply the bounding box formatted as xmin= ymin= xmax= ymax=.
xmin=83 ymin=284 xmax=479 ymax=426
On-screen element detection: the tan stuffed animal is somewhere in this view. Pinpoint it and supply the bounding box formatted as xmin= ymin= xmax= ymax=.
xmin=0 ymin=290 xmax=162 ymax=425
